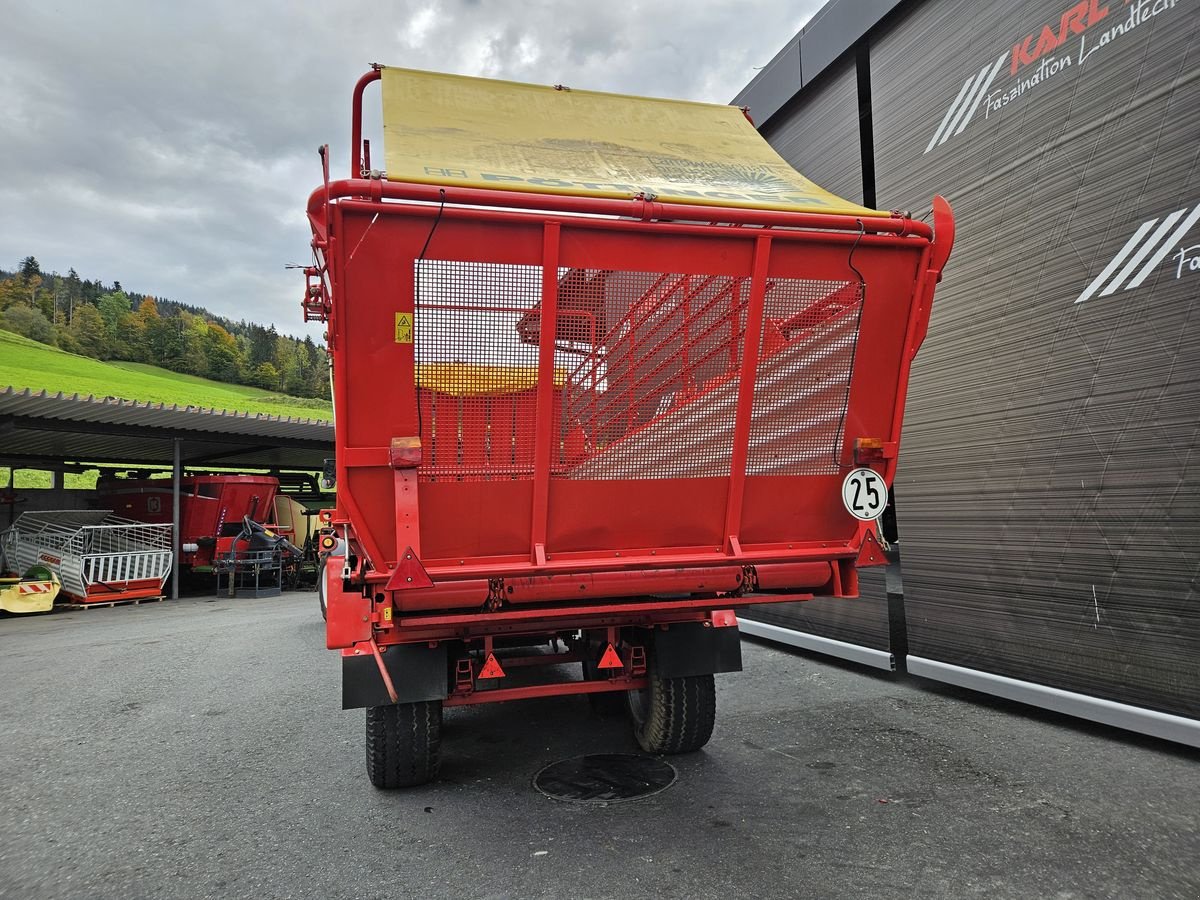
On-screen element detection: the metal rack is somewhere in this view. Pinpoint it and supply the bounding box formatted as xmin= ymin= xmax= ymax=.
xmin=1 ymin=510 xmax=172 ymax=603
xmin=214 ymin=549 xmax=283 ymax=599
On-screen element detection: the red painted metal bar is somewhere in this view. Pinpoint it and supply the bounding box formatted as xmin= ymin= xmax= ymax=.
xmin=445 ymin=678 xmax=648 ymax=706
xmin=324 ymin=202 xmax=384 ymax=571
xmin=333 ymin=197 xmax=926 ymax=249
xmin=681 ymin=275 xmax=692 ymax=386
xmin=880 ymin=197 xmax=955 ymax=486
xmin=530 ymin=222 xmax=561 ymax=566
xmin=750 ymin=561 xmax=833 ymax=590
xmin=310 ymin=179 xmax=933 ymax=238
xmin=503 ymin=565 xmax=745 ymax=604
xmin=379 ymin=591 xmax=810 ymax=644
xmin=339 ymin=447 xmax=390 ymax=468
xmin=391 ymin=466 xmax=420 ymax=565
xmin=363 ymin=543 xmax=857 ymax=583
xmin=323 ymin=206 xmax=393 ymax=570
xmin=317 ymin=145 xmax=331 ymax=245
xmin=380 ymin=616 xmax=708 ymax=646
xmin=390 ymin=580 xmax=491 ymax=614
xmin=722 ymin=234 xmax=772 ymax=555
xmin=491 ymin=652 xmax=584 ymax=668
xmin=350 ymin=68 xmax=382 ymax=178
xmin=370 ymin=639 xmax=400 ymax=704
xmin=395 ymin=591 xmax=815 ymax=631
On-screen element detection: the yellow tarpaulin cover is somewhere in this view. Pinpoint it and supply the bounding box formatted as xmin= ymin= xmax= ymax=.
xmin=380 ymin=67 xmax=885 ymax=217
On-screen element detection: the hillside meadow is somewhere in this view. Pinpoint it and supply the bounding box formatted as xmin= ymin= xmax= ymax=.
xmin=1 ymin=328 xmax=331 ymax=489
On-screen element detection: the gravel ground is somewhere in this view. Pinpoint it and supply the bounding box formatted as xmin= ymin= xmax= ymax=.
xmin=1 ymin=593 xmax=1197 ymax=900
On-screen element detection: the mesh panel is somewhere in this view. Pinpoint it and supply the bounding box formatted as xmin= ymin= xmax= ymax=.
xmin=414 ymin=260 xmax=544 ymax=481
xmin=414 ymin=260 xmax=861 ymax=482
xmin=564 ymin=272 xmax=750 ymax=479
xmin=747 ymin=279 xmax=863 ymax=475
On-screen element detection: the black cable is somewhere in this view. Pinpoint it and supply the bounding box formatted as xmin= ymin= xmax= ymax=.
xmin=417 ymin=188 xmax=447 ymax=261
xmin=834 ymin=220 xmax=869 ymax=465
xmin=412 ymin=189 xmax=446 ymax=441
xmin=847 ymin=218 xmax=866 ymax=294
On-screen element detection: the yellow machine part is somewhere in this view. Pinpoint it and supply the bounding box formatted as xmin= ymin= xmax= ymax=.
xmin=380 ymin=67 xmax=886 ymax=217
xmin=415 ymin=363 xmax=564 ymax=396
xmin=273 ymin=494 xmax=316 ymax=546
xmin=0 ymin=569 xmax=60 ymax=615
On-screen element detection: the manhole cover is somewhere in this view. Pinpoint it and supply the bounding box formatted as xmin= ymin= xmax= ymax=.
xmin=533 ymin=754 xmax=676 ymax=804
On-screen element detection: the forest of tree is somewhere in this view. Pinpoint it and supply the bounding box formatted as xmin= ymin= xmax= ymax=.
xmin=0 ymin=256 xmax=329 ymax=399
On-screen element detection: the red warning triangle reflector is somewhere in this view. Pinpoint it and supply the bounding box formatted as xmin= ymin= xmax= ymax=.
xmin=856 ymin=529 xmax=887 ymax=568
xmin=478 ymin=653 xmax=506 ymax=680
xmin=383 ymin=547 xmax=434 ymax=591
xmin=597 ymin=644 xmax=623 ymax=670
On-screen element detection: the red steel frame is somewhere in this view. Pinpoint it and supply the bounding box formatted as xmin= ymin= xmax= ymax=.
xmin=308 ymin=70 xmax=954 ymax=703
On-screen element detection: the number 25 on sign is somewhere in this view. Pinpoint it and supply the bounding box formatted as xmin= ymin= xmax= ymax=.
xmin=842 ymin=468 xmax=887 ymax=521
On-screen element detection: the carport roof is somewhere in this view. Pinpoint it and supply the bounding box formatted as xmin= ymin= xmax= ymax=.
xmin=0 ymin=387 xmax=334 ymax=470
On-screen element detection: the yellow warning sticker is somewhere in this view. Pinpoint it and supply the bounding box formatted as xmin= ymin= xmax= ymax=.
xmin=395 ymin=312 xmax=413 ymax=344
xmin=382 ymin=606 xmax=393 ymax=622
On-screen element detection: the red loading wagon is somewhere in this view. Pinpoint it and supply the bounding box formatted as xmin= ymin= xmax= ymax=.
xmin=96 ymin=474 xmax=281 ymax=568
xmin=303 ymin=66 xmax=954 ymax=787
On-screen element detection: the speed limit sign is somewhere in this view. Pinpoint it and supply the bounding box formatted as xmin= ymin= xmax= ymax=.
xmin=842 ymin=468 xmax=887 ymax=521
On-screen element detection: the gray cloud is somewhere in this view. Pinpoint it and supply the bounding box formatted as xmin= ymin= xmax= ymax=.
xmin=0 ymin=0 xmax=818 ymax=339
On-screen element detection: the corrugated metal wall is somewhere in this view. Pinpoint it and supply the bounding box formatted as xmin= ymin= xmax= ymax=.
xmin=743 ymin=0 xmax=1200 ymax=723
xmin=760 ymin=57 xmax=863 ymax=205
xmin=873 ymin=0 xmax=1200 ymax=718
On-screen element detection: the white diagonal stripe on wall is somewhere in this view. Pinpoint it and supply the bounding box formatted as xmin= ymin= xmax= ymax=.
xmin=1099 ymin=208 xmax=1189 ymax=297
xmin=940 ymin=64 xmax=992 ymax=145
xmin=951 ymin=53 xmax=1008 ymax=138
xmin=1075 ymin=220 xmax=1158 ymax=304
xmin=1126 ymin=203 xmax=1200 ymax=290
xmin=925 ymin=75 xmax=977 ymax=154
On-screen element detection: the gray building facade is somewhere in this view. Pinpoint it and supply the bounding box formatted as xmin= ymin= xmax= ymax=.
xmin=737 ymin=0 xmax=1200 ymax=737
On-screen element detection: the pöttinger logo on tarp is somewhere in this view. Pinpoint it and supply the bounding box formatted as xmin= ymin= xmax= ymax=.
xmin=1076 ymin=202 xmax=1200 ymax=304
xmin=924 ymin=0 xmax=1185 ymax=154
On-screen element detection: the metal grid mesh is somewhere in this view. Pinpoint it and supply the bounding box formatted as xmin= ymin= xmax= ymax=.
xmin=413 ymin=260 xmax=861 ymax=482
xmin=414 ymin=259 xmax=542 ymax=481
xmin=747 ymin=279 xmax=863 ymax=475
xmin=564 ymin=271 xmax=751 ymax=479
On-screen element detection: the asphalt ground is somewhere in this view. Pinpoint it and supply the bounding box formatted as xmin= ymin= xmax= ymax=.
xmin=1 ymin=593 xmax=1197 ymax=900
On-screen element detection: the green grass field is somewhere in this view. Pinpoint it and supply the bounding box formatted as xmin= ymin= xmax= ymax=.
xmin=0 ymin=329 xmax=331 ymax=421
xmin=1 ymin=329 xmax=331 ymax=489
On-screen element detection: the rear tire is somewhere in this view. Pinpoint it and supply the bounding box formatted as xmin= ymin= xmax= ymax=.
xmin=365 ymin=700 xmax=442 ymax=788
xmin=627 ymin=671 xmax=716 ymax=754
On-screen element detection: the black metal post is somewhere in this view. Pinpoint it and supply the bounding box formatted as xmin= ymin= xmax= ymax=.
xmin=172 ymin=438 xmax=181 ymax=601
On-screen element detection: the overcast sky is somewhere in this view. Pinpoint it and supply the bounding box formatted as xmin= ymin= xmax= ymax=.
xmin=0 ymin=1 xmax=820 ymax=340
